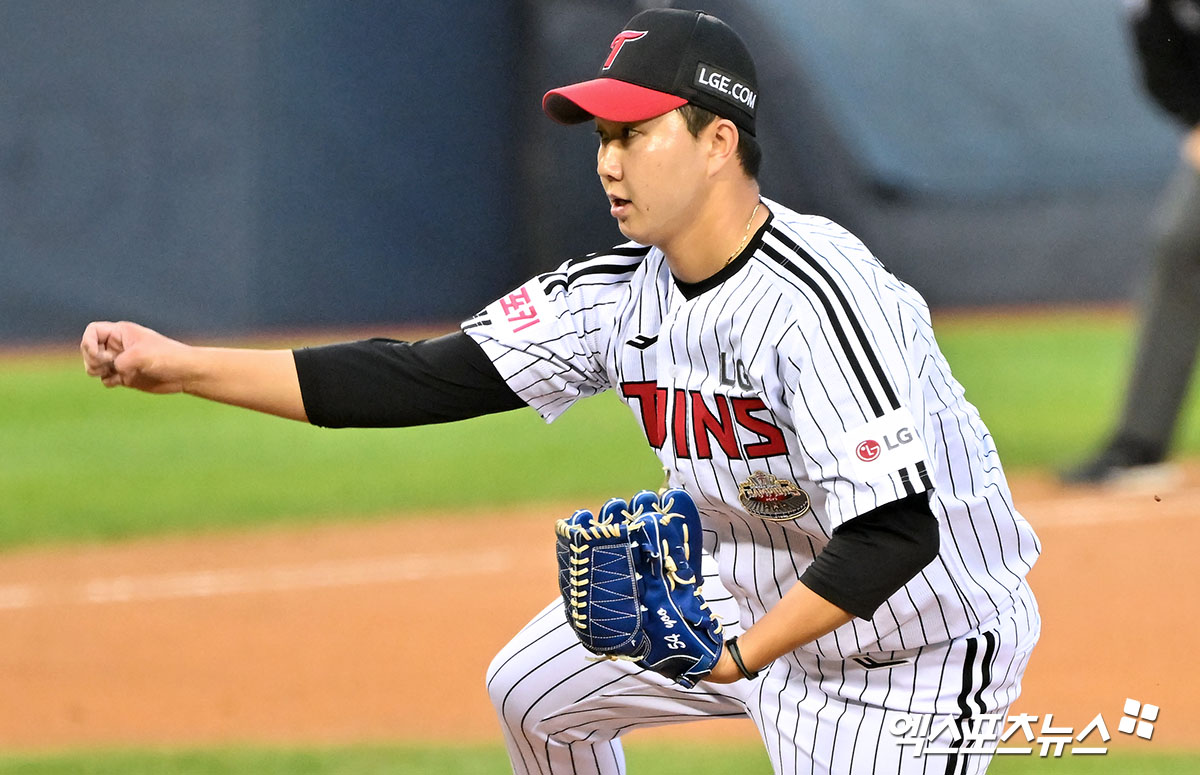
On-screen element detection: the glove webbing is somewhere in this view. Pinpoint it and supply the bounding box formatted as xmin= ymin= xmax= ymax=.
xmin=554 ymin=503 xmax=715 ymax=632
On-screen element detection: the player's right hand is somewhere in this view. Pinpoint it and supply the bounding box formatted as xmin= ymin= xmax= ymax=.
xmin=80 ymin=321 xmax=188 ymax=394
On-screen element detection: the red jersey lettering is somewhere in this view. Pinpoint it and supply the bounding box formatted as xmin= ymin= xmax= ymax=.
xmin=691 ymin=392 xmax=740 ymax=460
xmin=732 ymin=397 xmax=789 ymax=458
xmin=621 ymin=381 xmax=668 ymax=448
xmin=672 ymin=388 xmax=690 ymax=459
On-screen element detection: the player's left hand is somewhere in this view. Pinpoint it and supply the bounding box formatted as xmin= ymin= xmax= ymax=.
xmin=701 ymin=646 xmax=744 ymax=684
xmin=555 ymin=488 xmax=725 ymax=688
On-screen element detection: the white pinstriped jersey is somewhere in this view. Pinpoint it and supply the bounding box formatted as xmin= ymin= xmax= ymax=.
xmin=464 ymin=198 xmax=1040 ymax=658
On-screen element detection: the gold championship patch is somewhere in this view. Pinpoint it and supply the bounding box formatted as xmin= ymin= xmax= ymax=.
xmin=737 ymin=471 xmax=811 ymax=521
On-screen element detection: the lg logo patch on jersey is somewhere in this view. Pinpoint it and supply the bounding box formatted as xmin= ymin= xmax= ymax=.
xmin=844 ymin=407 xmax=930 ymax=483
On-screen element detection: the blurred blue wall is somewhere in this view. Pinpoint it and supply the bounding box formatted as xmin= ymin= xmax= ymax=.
xmin=0 ymin=0 xmax=518 ymax=341
xmin=0 ymin=0 xmax=1182 ymax=342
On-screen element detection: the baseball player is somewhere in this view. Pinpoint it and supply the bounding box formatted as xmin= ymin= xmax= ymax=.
xmin=1064 ymin=0 xmax=1200 ymax=485
xmin=81 ymin=9 xmax=1040 ymax=775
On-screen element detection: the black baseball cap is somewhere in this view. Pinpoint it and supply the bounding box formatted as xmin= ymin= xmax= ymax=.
xmin=543 ymin=8 xmax=758 ymax=136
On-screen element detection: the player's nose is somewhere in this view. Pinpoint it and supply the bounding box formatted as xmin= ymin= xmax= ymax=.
xmin=596 ymin=143 xmax=621 ymax=180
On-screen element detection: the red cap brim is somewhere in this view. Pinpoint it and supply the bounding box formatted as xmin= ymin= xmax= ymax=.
xmin=542 ymin=78 xmax=688 ymax=125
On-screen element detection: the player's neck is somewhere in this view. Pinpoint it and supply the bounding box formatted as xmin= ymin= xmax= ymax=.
xmin=661 ymin=184 xmax=765 ymax=284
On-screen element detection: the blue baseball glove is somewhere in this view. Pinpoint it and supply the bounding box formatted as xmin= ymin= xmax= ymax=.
xmin=555 ymin=489 xmax=724 ymax=688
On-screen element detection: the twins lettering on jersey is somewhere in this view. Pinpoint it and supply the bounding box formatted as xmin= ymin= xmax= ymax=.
xmin=620 ymin=381 xmax=787 ymax=460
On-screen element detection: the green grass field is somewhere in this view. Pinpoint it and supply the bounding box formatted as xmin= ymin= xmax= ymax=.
xmin=3 ymin=309 xmax=1199 ymax=772
xmin=5 ymin=309 xmax=1196 ymax=549
xmin=0 ymin=349 xmax=663 ymax=547
xmin=0 ymin=742 xmax=1193 ymax=774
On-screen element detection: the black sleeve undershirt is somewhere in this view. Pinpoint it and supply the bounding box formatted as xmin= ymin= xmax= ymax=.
xmin=798 ymin=492 xmax=941 ymax=621
xmin=292 ymin=331 xmax=526 ymax=428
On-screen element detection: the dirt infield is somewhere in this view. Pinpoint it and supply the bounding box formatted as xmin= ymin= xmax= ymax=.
xmin=0 ymin=468 xmax=1196 ymax=753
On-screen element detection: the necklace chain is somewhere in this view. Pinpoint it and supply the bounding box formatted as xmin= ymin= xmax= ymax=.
xmin=725 ymin=201 xmax=762 ymax=266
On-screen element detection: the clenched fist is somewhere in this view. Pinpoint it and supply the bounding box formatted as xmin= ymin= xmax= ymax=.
xmin=80 ymin=321 xmax=189 ymax=394
xmin=79 ymin=321 xmax=307 ymax=420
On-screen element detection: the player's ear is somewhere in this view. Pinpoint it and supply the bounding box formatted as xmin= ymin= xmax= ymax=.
xmin=705 ymin=118 xmax=740 ymax=177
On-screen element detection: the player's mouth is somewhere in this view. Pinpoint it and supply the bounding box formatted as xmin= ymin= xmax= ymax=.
xmin=608 ymin=195 xmax=632 ymax=218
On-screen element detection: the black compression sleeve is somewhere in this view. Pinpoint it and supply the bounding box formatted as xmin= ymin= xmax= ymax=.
xmin=798 ymin=492 xmax=940 ymax=620
xmin=292 ymin=331 xmax=526 ymax=428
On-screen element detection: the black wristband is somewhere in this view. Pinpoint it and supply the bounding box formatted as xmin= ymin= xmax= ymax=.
xmin=726 ymin=636 xmax=761 ymax=681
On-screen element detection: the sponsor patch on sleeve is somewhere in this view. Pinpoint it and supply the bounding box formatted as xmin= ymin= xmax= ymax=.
xmin=842 ymin=407 xmax=929 ymax=483
xmin=484 ymin=281 xmax=549 ymax=338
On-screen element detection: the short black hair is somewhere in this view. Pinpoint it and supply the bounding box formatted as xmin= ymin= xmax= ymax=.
xmin=677 ymin=104 xmax=762 ymax=178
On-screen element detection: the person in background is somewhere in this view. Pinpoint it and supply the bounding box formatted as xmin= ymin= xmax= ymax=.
xmin=1065 ymin=0 xmax=1200 ymax=485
